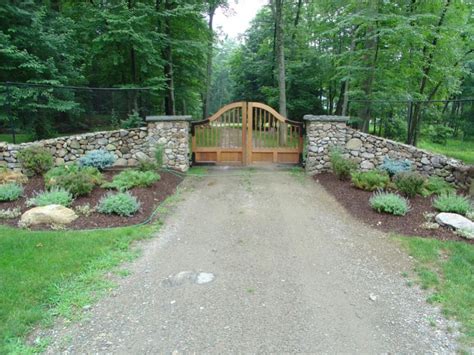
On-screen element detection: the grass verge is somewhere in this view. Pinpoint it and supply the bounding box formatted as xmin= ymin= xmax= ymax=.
xmin=0 ymin=224 xmax=156 ymax=353
xmin=397 ymin=236 xmax=474 ymax=346
xmin=418 ymin=139 xmax=474 ymax=165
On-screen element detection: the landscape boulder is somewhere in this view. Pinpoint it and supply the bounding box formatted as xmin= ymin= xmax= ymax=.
xmin=20 ymin=205 xmax=78 ymax=227
xmin=435 ymin=212 xmax=474 ymax=239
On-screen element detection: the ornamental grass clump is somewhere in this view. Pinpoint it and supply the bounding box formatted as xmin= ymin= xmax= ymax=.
xmin=27 ymin=187 xmax=74 ymax=207
xmin=97 ymin=192 xmax=140 ymax=216
xmin=103 ymin=170 xmax=160 ymax=191
xmin=433 ymin=193 xmax=471 ymax=216
xmin=16 ymin=146 xmax=53 ymax=176
xmin=330 ymin=148 xmax=357 ymax=180
xmin=0 ymin=183 xmax=23 ymax=202
xmin=393 ymin=171 xmax=426 ymax=197
xmin=369 ymin=191 xmax=410 ymax=216
xmin=78 ymin=150 xmax=116 ymax=170
xmin=351 ymin=170 xmax=389 ymax=191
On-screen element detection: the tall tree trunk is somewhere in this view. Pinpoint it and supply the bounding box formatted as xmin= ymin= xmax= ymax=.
xmin=341 ymin=30 xmax=358 ymax=116
xmin=358 ymin=18 xmax=380 ymax=133
xmin=271 ymin=0 xmax=287 ymax=144
xmin=161 ymin=0 xmax=176 ymax=115
xmin=204 ymin=5 xmax=216 ymax=118
xmin=128 ymin=0 xmax=138 ymax=111
xmin=407 ymin=0 xmax=451 ymax=146
xmin=335 ymin=81 xmax=345 ymax=115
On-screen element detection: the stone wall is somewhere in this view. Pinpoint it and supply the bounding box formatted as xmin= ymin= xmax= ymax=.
xmin=146 ymin=117 xmax=190 ymax=172
xmin=0 ymin=116 xmax=191 ymax=172
xmin=304 ymin=115 xmax=473 ymax=190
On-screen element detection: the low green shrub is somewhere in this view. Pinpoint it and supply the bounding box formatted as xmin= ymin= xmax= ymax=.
xmin=45 ymin=165 xmax=103 ymax=196
xmin=78 ymin=150 xmax=116 ymax=170
xmin=433 ymin=193 xmax=471 ymax=216
xmin=97 ymin=192 xmax=140 ymax=216
xmin=0 ymin=183 xmax=23 ymax=202
xmin=330 ymin=148 xmax=357 ymax=180
xmin=103 ymin=170 xmax=160 ymax=191
xmin=27 ymin=187 xmax=74 ymax=207
xmin=370 ymin=191 xmax=410 ymax=216
xmin=393 ymin=171 xmax=426 ymax=197
xmin=422 ymin=176 xmax=455 ymax=196
xmin=137 ymin=160 xmax=157 ymax=172
xmin=380 ymin=157 xmax=412 ymax=177
xmin=16 ymin=146 xmax=53 ymax=176
xmin=121 ymin=110 xmax=143 ymax=129
xmin=351 ymin=170 xmax=389 ymax=191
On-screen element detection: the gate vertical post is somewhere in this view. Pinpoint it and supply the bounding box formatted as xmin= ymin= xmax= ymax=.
xmin=246 ymin=102 xmax=253 ymax=165
xmin=241 ymin=101 xmax=247 ymax=165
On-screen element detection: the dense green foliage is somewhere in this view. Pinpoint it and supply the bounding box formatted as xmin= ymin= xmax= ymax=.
xmin=422 ymin=176 xmax=455 ymax=196
xmin=330 ymin=149 xmax=357 ymax=180
xmin=0 ymin=224 xmax=153 ymax=353
xmin=97 ymin=192 xmax=141 ymax=216
xmin=1 ymin=0 xmax=473 ymax=148
xmin=433 ymin=193 xmax=472 ymax=216
xmin=351 ymin=170 xmax=389 ymax=191
xmin=78 ymin=150 xmax=116 ymax=170
xmin=16 ymin=146 xmax=53 ymax=176
xmin=370 ymin=191 xmax=410 ymax=216
xmin=0 ymin=0 xmax=212 ymax=139
xmin=0 ymin=183 xmax=23 ymax=202
xmin=224 ymin=0 xmax=474 ymax=144
xmin=393 ymin=171 xmax=426 ymax=198
xmin=103 ymin=170 xmax=160 ymax=191
xmin=45 ymin=165 xmax=103 ymax=196
xmin=27 ymin=187 xmax=74 ymax=207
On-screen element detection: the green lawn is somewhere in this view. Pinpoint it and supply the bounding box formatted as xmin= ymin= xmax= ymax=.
xmin=0 ymin=224 xmax=155 ymax=353
xmin=0 ymin=134 xmax=32 ymax=144
xmin=418 ymin=139 xmax=474 ymax=165
xmin=398 ymin=236 xmax=474 ymax=347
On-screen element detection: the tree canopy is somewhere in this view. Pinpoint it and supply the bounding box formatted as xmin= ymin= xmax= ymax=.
xmin=0 ymin=0 xmax=473 ymax=144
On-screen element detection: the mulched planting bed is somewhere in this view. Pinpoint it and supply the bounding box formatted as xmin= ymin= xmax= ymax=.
xmin=316 ymin=172 xmax=473 ymax=244
xmin=0 ymin=170 xmax=183 ymax=230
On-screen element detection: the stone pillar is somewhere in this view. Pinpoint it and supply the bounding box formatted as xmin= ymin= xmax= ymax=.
xmin=146 ymin=115 xmax=192 ymax=172
xmin=303 ymin=115 xmax=350 ymax=175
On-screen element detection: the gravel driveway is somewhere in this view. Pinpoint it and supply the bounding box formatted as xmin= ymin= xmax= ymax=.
xmin=44 ymin=167 xmax=459 ymax=353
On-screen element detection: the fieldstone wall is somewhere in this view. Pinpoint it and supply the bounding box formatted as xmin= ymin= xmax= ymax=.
xmin=0 ymin=116 xmax=191 ymax=172
xmin=146 ymin=117 xmax=190 ymax=172
xmin=304 ymin=115 xmax=473 ymax=191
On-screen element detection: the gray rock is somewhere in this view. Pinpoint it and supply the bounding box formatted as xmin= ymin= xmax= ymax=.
xmin=114 ymin=158 xmax=128 ymax=167
xmin=135 ymin=152 xmax=150 ymax=162
xmin=346 ymin=138 xmax=363 ymax=150
xmin=69 ymin=140 xmax=80 ymax=149
xmin=435 ymin=213 xmax=474 ymax=239
xmin=360 ymin=160 xmax=375 ymax=170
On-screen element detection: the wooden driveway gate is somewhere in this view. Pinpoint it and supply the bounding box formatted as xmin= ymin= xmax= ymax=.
xmin=191 ymin=102 xmax=303 ymax=165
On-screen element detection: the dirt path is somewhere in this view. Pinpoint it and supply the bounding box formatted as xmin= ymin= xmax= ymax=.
xmin=44 ymin=168 xmax=459 ymax=353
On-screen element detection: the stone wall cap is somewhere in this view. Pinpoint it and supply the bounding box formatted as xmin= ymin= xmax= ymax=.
xmin=146 ymin=115 xmax=193 ymax=122
xmin=303 ymin=115 xmax=350 ymax=122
